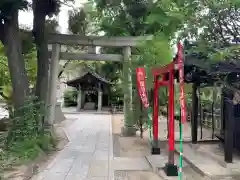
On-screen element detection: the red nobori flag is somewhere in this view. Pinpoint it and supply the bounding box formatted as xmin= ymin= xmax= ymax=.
xmin=177 ymin=42 xmax=186 ymax=124
xmin=136 ymin=68 xmax=149 ymax=108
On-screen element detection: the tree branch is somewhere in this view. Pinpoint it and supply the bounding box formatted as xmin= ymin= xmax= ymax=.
xmin=58 ymin=60 xmax=71 ymax=78
xmin=58 ymin=0 xmax=76 ymax=10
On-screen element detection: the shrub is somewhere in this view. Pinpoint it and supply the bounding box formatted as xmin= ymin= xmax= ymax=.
xmin=0 ymin=97 xmax=58 ymax=174
xmin=63 ymin=89 xmax=78 ymax=107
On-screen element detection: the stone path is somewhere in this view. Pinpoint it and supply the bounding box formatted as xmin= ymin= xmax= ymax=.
xmin=32 ymin=113 xmax=113 ymax=180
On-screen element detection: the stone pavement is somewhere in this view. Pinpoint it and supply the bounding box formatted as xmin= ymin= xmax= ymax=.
xmin=32 ymin=113 xmax=113 ymax=180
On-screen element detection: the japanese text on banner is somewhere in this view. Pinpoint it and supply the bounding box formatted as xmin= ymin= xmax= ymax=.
xmin=136 ymin=68 xmax=149 ymax=108
xmin=177 ymin=43 xmax=186 ymax=123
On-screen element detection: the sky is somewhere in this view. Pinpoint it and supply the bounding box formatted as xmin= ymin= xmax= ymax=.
xmin=19 ymin=0 xmax=87 ymax=33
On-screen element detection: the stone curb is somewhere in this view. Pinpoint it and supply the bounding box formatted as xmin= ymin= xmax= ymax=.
xmin=174 ymin=149 xmax=207 ymax=177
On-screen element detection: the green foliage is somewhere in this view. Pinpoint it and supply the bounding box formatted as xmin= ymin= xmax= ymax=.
xmin=6 ymin=98 xmax=44 ymax=144
xmin=45 ymin=19 xmax=59 ymax=33
xmin=0 ymin=0 xmax=29 ymax=21
xmin=7 ymin=132 xmax=55 ymax=160
xmin=182 ymin=0 xmax=240 ymax=64
xmin=0 ymin=132 xmax=55 ymax=179
xmin=0 ymin=45 xmax=10 ymax=87
xmin=133 ymin=34 xmax=173 ymax=90
xmin=0 ymin=98 xmax=57 ymax=177
xmin=68 ymin=9 xmax=87 ymax=35
xmin=132 ymin=90 xmax=141 ymax=125
xmin=146 ymin=0 xmax=198 ymax=38
xmin=63 ymin=89 xmax=78 ymax=107
xmin=137 ymin=35 xmax=173 ymax=66
xmin=109 ymin=84 xmax=123 ymax=105
xmin=24 ymin=47 xmax=37 ymax=86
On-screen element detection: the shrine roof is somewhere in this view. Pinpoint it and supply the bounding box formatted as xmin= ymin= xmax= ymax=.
xmin=66 ymin=71 xmax=112 ymax=88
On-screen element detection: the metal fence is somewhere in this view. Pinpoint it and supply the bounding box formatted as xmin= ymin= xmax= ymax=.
xmin=198 ymin=91 xmax=222 ymax=133
xmin=201 ymin=109 xmax=221 ymax=131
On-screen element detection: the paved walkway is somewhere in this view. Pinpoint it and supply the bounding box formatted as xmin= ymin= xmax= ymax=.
xmin=33 ymin=113 xmax=113 ymax=180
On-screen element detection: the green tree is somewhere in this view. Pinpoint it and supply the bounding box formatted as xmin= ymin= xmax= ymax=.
xmin=90 ymin=0 xmax=198 ymax=82
xmin=182 ymin=0 xmax=240 ymax=65
xmin=64 ymin=3 xmax=107 ymax=77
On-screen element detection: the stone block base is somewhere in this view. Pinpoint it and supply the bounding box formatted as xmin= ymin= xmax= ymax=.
xmin=151 ymin=147 xmax=161 ymax=155
xmin=121 ymin=126 xmax=136 ymax=137
xmin=164 ymin=163 xmax=178 ymax=176
xmin=151 ymin=139 xmax=160 ymax=154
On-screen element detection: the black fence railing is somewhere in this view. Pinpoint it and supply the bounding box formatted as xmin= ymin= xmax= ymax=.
xmin=111 ymin=104 xmax=124 ymax=113
xmin=201 ymin=110 xmax=221 ymax=130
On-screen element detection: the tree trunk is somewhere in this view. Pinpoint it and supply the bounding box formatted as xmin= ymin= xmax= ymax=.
xmin=2 ymin=10 xmax=29 ymax=109
xmin=33 ymin=4 xmax=49 ymax=108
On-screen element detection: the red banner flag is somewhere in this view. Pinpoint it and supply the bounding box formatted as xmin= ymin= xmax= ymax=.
xmin=177 ymin=42 xmax=186 ymax=124
xmin=136 ymin=68 xmax=149 ymax=108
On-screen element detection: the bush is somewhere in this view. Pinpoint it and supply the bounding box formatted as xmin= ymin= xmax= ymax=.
xmin=7 ymin=133 xmax=55 ymax=162
xmin=63 ymin=89 xmax=78 ymax=107
xmin=0 ymin=97 xmax=58 ymax=177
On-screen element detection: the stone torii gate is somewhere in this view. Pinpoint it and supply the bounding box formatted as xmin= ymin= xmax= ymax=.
xmin=46 ymin=33 xmax=152 ymax=136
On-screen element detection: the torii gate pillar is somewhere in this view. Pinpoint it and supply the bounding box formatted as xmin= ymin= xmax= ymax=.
xmin=121 ymin=46 xmax=136 ymax=136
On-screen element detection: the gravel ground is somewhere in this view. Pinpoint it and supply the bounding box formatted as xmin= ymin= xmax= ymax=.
xmin=112 ymin=114 xmax=151 ymax=157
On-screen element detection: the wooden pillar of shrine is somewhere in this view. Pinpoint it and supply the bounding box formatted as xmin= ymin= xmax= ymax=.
xmin=98 ymin=83 xmax=103 ymax=111
xmin=77 ymin=85 xmax=82 ymax=111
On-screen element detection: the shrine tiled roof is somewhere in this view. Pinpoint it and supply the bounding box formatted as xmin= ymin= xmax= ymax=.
xmin=66 ymin=71 xmax=112 ymax=87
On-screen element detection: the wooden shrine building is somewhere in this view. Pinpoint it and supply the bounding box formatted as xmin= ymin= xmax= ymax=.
xmin=66 ymin=71 xmax=112 ymax=111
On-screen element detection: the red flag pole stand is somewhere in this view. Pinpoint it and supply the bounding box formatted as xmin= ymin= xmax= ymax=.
xmin=163 ymin=67 xmax=178 ymax=177
xmin=164 ymin=163 xmax=178 ymax=176
xmin=151 ymin=75 xmax=161 ymax=155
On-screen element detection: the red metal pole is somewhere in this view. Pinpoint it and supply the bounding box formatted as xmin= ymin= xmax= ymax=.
xmin=168 ymin=68 xmax=175 ymax=164
xmin=153 ymin=75 xmax=159 ymax=142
